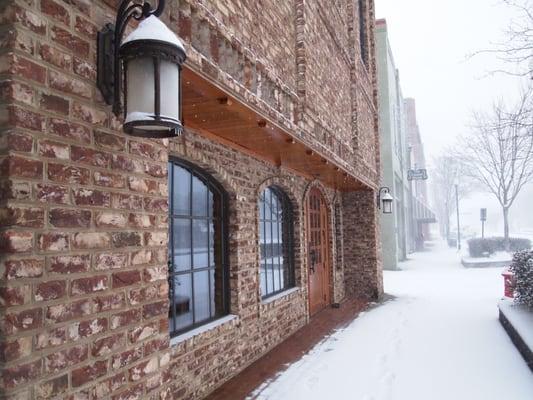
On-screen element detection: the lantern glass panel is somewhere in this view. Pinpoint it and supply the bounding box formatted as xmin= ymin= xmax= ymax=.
xmin=126 ymin=56 xmax=155 ymax=120
xmin=160 ymin=60 xmax=180 ymax=122
xmin=383 ymin=199 xmax=393 ymax=214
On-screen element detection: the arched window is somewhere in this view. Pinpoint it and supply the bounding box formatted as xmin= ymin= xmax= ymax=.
xmin=258 ymin=186 xmax=295 ymax=298
xmin=168 ymin=159 xmax=228 ymax=336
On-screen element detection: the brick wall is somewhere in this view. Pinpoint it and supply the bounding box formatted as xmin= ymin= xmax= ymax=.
xmin=303 ymin=0 xmax=352 ymax=146
xmin=343 ymin=190 xmax=383 ymax=299
xmin=173 ymin=0 xmax=379 ymax=186
xmin=0 ymin=0 xmax=382 ymax=399
xmin=196 ymin=0 xmax=297 ymax=92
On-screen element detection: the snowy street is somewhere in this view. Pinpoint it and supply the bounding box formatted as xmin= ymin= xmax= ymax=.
xmin=250 ymin=241 xmax=533 ymax=400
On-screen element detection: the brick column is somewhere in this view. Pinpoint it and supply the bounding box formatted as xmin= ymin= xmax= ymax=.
xmin=342 ymin=189 xmax=383 ymax=300
xmin=0 ymin=1 xmax=172 ymax=398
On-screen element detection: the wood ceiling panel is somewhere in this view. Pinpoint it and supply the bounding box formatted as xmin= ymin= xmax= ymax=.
xmin=181 ymin=67 xmax=363 ymax=192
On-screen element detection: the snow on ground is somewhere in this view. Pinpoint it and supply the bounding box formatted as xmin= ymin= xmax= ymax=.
xmin=249 ymin=241 xmax=533 ymax=400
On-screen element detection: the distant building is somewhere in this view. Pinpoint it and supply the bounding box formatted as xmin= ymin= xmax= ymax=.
xmin=376 ymin=21 xmax=436 ymax=269
xmin=404 ymin=99 xmax=436 ymax=251
xmin=376 ymin=19 xmax=410 ymax=270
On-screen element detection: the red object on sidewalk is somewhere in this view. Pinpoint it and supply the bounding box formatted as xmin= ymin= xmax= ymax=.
xmin=502 ymin=268 xmax=516 ymax=298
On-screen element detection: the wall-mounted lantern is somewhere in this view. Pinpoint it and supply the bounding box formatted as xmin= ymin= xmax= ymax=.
xmin=377 ymin=187 xmax=393 ymax=214
xmin=97 ymin=0 xmax=186 ymax=138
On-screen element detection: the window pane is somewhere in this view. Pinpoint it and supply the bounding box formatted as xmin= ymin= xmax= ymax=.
xmin=173 ymin=274 xmax=193 ymax=332
xmin=192 ymin=175 xmax=208 ymax=217
xmin=173 ymin=218 xmax=191 ymax=272
xmin=269 ymin=256 xmax=275 ymax=293
xmin=264 ymin=188 xmax=272 ymax=219
xmin=210 ymin=269 xmax=215 ymax=316
xmin=193 ymin=270 xmax=211 ymax=323
xmin=272 ymin=218 xmax=279 ymax=244
xmin=173 ymin=166 xmax=190 ymax=215
xmin=271 ymin=191 xmax=279 ymax=218
xmin=273 ymin=254 xmax=281 ymax=292
xmin=192 ymin=219 xmax=209 ymax=269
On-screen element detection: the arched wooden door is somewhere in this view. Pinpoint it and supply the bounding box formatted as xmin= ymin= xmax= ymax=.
xmin=306 ymin=187 xmax=331 ymax=316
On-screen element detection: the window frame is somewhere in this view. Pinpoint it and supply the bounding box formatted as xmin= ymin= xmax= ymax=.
xmin=258 ymin=186 xmax=295 ymax=300
xmin=168 ymin=157 xmax=230 ymax=337
xmin=358 ymin=0 xmax=369 ymax=68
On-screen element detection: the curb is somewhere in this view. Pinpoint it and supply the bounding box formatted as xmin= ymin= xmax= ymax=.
xmin=498 ymin=308 xmax=533 ymax=372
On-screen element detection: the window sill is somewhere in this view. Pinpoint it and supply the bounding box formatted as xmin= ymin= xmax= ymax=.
xmin=261 ymin=287 xmax=300 ymax=305
xmin=169 ymin=314 xmax=238 ymax=346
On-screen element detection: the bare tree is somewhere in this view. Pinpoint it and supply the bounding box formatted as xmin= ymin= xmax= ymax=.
xmin=475 ymin=0 xmax=533 ymax=78
xmin=455 ymin=88 xmax=533 ymax=249
xmin=431 ymin=154 xmax=469 ymax=240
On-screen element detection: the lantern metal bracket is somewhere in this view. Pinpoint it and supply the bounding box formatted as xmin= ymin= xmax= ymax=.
xmin=97 ymin=0 xmax=166 ymax=116
xmin=377 ymin=186 xmax=391 ymax=209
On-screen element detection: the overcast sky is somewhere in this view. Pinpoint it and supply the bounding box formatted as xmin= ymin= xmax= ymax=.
xmin=375 ymin=0 xmax=526 ymax=162
xmin=375 ymin=0 xmax=533 ymax=234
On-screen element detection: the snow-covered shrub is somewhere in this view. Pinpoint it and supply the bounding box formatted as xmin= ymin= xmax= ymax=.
xmin=510 ymin=250 xmax=533 ymax=308
xmin=467 ymin=238 xmax=494 ymax=257
xmin=509 ymin=238 xmax=532 ymax=252
xmin=467 ymin=237 xmax=531 ymax=257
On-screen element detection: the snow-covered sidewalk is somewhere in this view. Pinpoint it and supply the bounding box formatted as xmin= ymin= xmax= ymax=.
xmin=250 ymin=241 xmax=533 ymax=400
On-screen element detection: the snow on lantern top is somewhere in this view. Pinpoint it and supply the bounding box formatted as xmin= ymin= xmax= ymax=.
xmin=122 ymin=15 xmax=185 ymax=53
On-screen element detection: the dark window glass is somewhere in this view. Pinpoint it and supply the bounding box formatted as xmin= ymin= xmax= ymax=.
xmin=168 ymin=160 xmax=228 ymax=336
xmin=359 ymin=0 xmax=368 ymax=68
xmin=173 ymin=166 xmax=190 ymax=215
xmin=259 ymin=187 xmax=294 ymax=298
xmin=172 ymin=218 xmax=191 ymax=272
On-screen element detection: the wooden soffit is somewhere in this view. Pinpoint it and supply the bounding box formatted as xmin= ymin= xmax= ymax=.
xmin=181 ymin=67 xmax=363 ymax=191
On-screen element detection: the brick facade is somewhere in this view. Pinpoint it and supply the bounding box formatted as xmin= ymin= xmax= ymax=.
xmin=0 ymin=0 xmax=382 ymax=399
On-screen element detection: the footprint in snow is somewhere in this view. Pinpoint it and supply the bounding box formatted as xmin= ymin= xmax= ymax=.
xmin=378 ymin=354 xmax=388 ymax=366
xmin=381 ymin=371 xmax=396 ymax=384
xmin=306 ymin=374 xmax=320 ymax=387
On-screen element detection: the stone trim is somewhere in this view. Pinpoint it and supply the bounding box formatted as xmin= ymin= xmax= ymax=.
xmin=261 ymin=287 xmax=301 ymax=306
xmin=169 ymin=315 xmax=239 ymax=346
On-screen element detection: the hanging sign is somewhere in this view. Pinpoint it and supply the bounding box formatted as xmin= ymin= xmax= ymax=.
xmin=407 ymin=169 xmax=428 ymax=181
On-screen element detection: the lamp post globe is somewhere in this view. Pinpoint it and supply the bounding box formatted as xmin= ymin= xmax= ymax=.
xmin=382 ymin=192 xmax=394 ymax=214
xmin=97 ymin=1 xmax=187 ymax=138
xmin=120 ymin=15 xmax=186 ymax=138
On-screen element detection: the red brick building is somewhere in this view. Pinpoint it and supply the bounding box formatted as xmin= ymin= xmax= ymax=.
xmin=0 ymin=0 xmax=383 ymax=398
